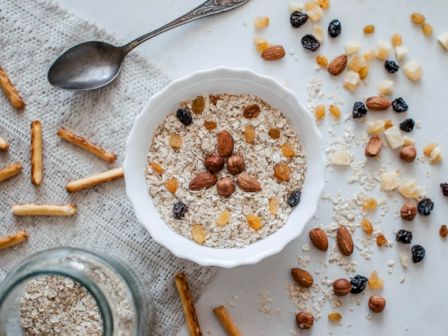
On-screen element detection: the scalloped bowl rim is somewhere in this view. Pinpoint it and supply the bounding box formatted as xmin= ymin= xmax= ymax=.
xmin=124 ymin=67 xmax=325 ymax=268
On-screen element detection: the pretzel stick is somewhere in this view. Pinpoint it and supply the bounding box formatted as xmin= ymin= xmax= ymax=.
xmin=31 ymin=120 xmax=43 ymax=186
xmin=213 ymin=306 xmax=241 ymax=336
xmin=12 ymin=204 xmax=77 ymax=216
xmin=57 ymin=127 xmax=117 ymax=163
xmin=0 ymin=231 xmax=28 ymax=250
xmin=174 ymin=272 xmax=202 ymax=336
xmin=0 ymin=162 xmax=22 ymax=182
xmin=0 ymin=137 xmax=9 ymax=152
xmin=66 ymin=167 xmax=124 ymax=193
xmin=0 ymin=66 xmax=25 ymax=110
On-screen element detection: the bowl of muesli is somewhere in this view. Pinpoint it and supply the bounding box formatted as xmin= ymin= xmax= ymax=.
xmin=124 ymin=68 xmax=324 ymax=268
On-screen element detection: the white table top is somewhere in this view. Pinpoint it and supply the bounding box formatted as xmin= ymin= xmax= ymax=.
xmin=57 ymin=0 xmax=448 ymax=334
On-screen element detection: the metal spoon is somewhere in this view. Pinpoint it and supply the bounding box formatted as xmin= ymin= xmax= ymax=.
xmin=48 ymin=0 xmax=249 ymax=91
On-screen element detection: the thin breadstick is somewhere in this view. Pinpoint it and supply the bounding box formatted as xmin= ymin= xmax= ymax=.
xmin=12 ymin=204 xmax=77 ymax=216
xmin=66 ymin=167 xmax=124 ymax=193
xmin=174 ymin=272 xmax=202 ymax=336
xmin=0 ymin=65 xmax=25 ymax=110
xmin=0 ymin=162 xmax=22 ymax=182
xmin=0 ymin=137 xmax=9 ymax=152
xmin=31 ymin=120 xmax=43 ymax=186
xmin=213 ymin=306 xmax=242 ymax=336
xmin=57 ymin=127 xmax=117 ymax=163
xmin=0 ymin=230 xmax=28 ymax=250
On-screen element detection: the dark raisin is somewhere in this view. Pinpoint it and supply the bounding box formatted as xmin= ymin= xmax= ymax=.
xmin=290 ymin=11 xmax=309 ymax=28
xmin=352 ymin=101 xmax=368 ymax=119
xmin=399 ymin=118 xmax=415 ymax=132
xmin=328 ymin=19 xmax=342 ymax=38
xmin=350 ymin=275 xmax=368 ymax=294
xmin=176 ymin=108 xmax=193 ymax=126
xmin=417 ymin=198 xmax=434 ymax=216
xmin=287 ymin=190 xmax=302 ymax=207
xmin=396 ymin=229 xmax=413 ymax=244
xmin=385 ymin=60 xmax=400 ymax=73
xmin=173 ymin=201 xmax=188 ymax=219
xmin=301 ymin=34 xmax=320 ymax=52
xmin=392 ymin=97 xmax=408 ymax=113
xmin=440 ymin=183 xmax=448 ymax=196
xmin=411 ymin=244 xmax=425 ymax=263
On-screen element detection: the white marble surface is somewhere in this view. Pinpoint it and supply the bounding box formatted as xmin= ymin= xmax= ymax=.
xmin=56 ymin=0 xmax=448 ymax=334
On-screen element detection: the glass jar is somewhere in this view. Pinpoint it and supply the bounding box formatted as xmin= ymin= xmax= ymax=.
xmin=0 ymin=247 xmax=152 ymax=336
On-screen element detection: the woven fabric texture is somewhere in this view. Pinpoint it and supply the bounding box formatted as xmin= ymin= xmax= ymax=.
xmin=0 ymin=1 xmax=216 ymax=335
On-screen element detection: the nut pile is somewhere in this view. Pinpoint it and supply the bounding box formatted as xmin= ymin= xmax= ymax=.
xmin=146 ymin=94 xmax=306 ymax=248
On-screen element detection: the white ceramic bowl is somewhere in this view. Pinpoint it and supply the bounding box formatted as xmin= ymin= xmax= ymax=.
xmin=124 ymin=68 xmax=325 ymax=268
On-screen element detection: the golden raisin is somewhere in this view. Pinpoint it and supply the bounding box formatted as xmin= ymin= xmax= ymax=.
xmin=440 ymin=225 xmax=448 ymax=238
xmin=315 ymin=104 xmax=325 ymax=121
xmin=268 ymin=128 xmax=281 ymax=139
xmin=191 ymin=224 xmax=206 ymax=244
xmin=376 ymin=234 xmax=388 ymax=247
xmin=274 ymin=162 xmax=291 ymax=182
xmin=328 ymin=312 xmax=342 ymax=322
xmin=169 ymin=134 xmax=182 ymax=149
xmin=422 ymin=23 xmax=433 ymax=37
xmin=268 ymin=197 xmax=279 ymax=215
xmin=368 ymin=271 xmax=384 ymax=289
xmin=165 ymin=177 xmax=179 ymax=194
xmin=411 ymin=12 xmax=425 ymax=25
xmin=384 ymin=119 xmax=393 ymax=129
xmin=216 ymin=209 xmax=231 ymax=226
xmin=281 ymin=143 xmax=295 ymax=158
xmin=359 ymin=66 xmax=369 ymax=80
xmin=316 ymin=55 xmax=329 ymax=68
xmin=363 ymin=25 xmax=375 ymax=34
xmin=254 ymin=37 xmax=269 ymax=53
xmin=149 ymin=162 xmax=164 ymax=175
xmin=247 ymin=214 xmax=263 ymax=231
xmin=391 ymin=33 xmax=402 ymax=47
xmin=204 ymin=120 xmax=217 ymax=130
xmin=329 ymin=104 xmax=341 ymax=119
xmin=361 ymin=218 xmax=373 ymax=235
xmin=316 ymin=0 xmax=329 ymax=9
xmin=191 ymin=96 xmax=205 ymax=114
xmin=254 ymin=16 xmax=270 ymax=30
xmin=244 ymin=125 xmax=256 ymax=144
xmin=424 ymin=143 xmax=437 ymax=156
xmin=363 ymin=198 xmax=378 ymax=211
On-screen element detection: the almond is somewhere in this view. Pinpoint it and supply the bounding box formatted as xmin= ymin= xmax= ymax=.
xmin=227 ymin=155 xmax=245 ymax=175
xmin=237 ymin=172 xmax=261 ymax=192
xmin=365 ymin=96 xmax=391 ymax=110
xmin=400 ymin=146 xmax=417 ymax=162
xmin=291 ymin=268 xmax=314 ymax=288
xmin=328 ymin=55 xmax=347 ymax=76
xmin=261 ymin=45 xmax=286 ymax=61
xmin=217 ymin=130 xmax=234 ymax=157
xmin=216 ymin=177 xmax=236 ymax=197
xmin=336 ymin=225 xmax=354 ymax=256
xmin=204 ymin=154 xmax=225 ymax=172
xmin=308 ymin=228 xmax=328 ymax=251
xmin=243 ymin=104 xmax=261 ymax=118
xmin=368 ymin=295 xmax=386 ymax=313
xmin=189 ymin=171 xmax=217 ymax=191
xmin=365 ymin=136 xmax=383 ymax=157
xmin=296 ymin=312 xmax=314 ymax=330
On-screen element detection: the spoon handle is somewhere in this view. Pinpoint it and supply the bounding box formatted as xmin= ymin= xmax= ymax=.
xmin=122 ymin=0 xmax=249 ymax=54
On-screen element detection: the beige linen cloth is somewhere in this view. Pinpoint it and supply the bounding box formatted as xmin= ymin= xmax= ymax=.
xmin=0 ymin=1 xmax=216 ymax=334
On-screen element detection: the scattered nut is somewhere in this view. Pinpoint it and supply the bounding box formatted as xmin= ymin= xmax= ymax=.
xmin=243 ymin=104 xmax=261 ymax=118
xmin=227 ymin=155 xmax=245 ymax=175
xmin=366 ymin=96 xmax=391 ymax=110
xmin=204 ymin=154 xmax=225 ymax=173
xmin=337 ymin=225 xmax=353 ymax=256
xmin=189 ymin=171 xmax=217 ymax=191
xmin=309 ymin=228 xmax=328 ymax=251
xmin=291 ymin=268 xmax=314 ymax=288
xmin=216 ymin=177 xmax=236 ymax=197
xmin=368 ymin=295 xmax=386 ymax=313
xmin=295 ymin=311 xmax=314 ymax=329
xmin=261 ymin=45 xmax=286 ymax=61
xmin=327 ymin=55 xmax=347 ymax=76
xmin=365 ymin=136 xmax=383 ymax=157
xmin=333 ymin=278 xmax=351 ymax=296
xmin=217 ymin=131 xmax=234 ymax=157
xmin=237 ymin=172 xmax=261 ymax=192
xmin=400 ymin=203 xmax=417 ymax=221
xmin=400 ymin=146 xmax=417 ymax=162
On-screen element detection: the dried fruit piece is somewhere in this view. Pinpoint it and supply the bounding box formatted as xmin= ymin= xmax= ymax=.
xmin=237 ymin=172 xmax=262 ymax=192
xmin=363 ymin=25 xmax=375 ymax=34
xmin=274 ymin=162 xmax=291 ymax=182
xmin=365 ymin=136 xmax=383 ymax=157
xmin=375 ymin=40 xmax=391 ymax=61
xmin=362 ymin=197 xmax=378 ymax=211
xmin=262 ymin=45 xmax=286 ymax=61
xmin=440 ymin=183 xmax=448 ymax=197
xmin=173 ymin=201 xmax=188 ymax=219
xmin=204 ymin=120 xmax=217 ymax=130
xmin=343 ymin=71 xmax=361 ymax=92
xmin=216 ymin=209 xmax=231 ymax=226
xmin=254 ymin=36 xmax=269 ymax=53
xmin=217 ymin=130 xmax=234 ymax=157
xmin=422 ymin=22 xmax=433 ymax=37
xmin=337 ymin=225 xmax=353 ymax=256
xmin=345 ymin=41 xmax=361 ymax=55
xmin=438 ymin=31 xmax=448 ymax=51
xmin=254 ymin=16 xmax=270 ymax=29
xmin=247 ymin=214 xmax=263 ymax=231
xmin=429 ymin=146 xmax=442 ymax=164
xmin=281 ymin=143 xmax=295 ymax=158
xmin=316 ymin=55 xmax=328 ymax=67
xmin=384 ymin=126 xmax=404 ymax=149
xmin=403 ymin=60 xmax=423 ymax=81
xmin=328 ymin=19 xmax=341 ymax=38
xmin=191 ymin=224 xmax=206 ymax=244
xmin=244 ymin=125 xmax=255 ymax=144
xmin=439 ymin=225 xmax=448 ymax=238
xmin=191 ymin=96 xmax=205 ymax=114
xmin=363 ymin=50 xmax=375 ymax=62
xmin=204 ymin=154 xmax=225 ymax=173
xmin=268 ymin=197 xmax=279 ymax=215
xmin=316 ymin=0 xmax=329 ymax=9
xmin=376 ymin=234 xmax=388 ymax=247
xmin=333 ymin=278 xmax=351 ymax=296
xmin=400 ymin=146 xmax=417 ymax=162
xmin=384 ymin=119 xmax=393 ymax=129
xmin=378 ymin=79 xmax=394 ymax=96
xmin=396 ymin=229 xmax=413 ymax=244
xmin=289 ymin=0 xmax=304 ymax=12
xmin=423 ymin=143 xmax=437 ymax=156
xmin=367 ymin=120 xmax=385 ymax=135
xmin=243 ymin=104 xmax=261 ymax=118
xmin=287 ymin=189 xmax=302 ymax=207
xmin=315 ymin=104 xmax=325 ymax=121
xmin=391 ymin=33 xmax=402 ymax=47
xmin=385 ymin=60 xmax=400 ymax=73
xmin=290 ymin=11 xmax=309 ymax=28
xmin=189 ymin=171 xmax=218 ymax=191
xmin=331 ymin=149 xmax=351 ymax=165
xmin=369 ymin=296 xmax=386 ymax=313
xmin=169 ymin=134 xmax=182 ymax=149
xmin=417 ymin=198 xmax=434 ymax=216
xmin=165 ymin=177 xmax=179 ymax=194
xmin=301 ymin=34 xmax=320 ymax=52
xmin=398 ymin=179 xmax=424 ymax=199
xmin=359 ymin=65 xmax=369 ymax=79
xmin=403 ymin=136 xmax=414 ymax=146
xmin=296 ymin=311 xmax=314 ymax=330
xmin=395 ymin=45 xmax=409 ymax=61
xmin=268 ymin=128 xmax=281 ymax=139
xmin=328 ymin=312 xmax=342 ymax=322
xmin=411 ymin=244 xmax=425 ymax=263
xmin=216 ymin=177 xmax=236 ymax=197
xmin=350 ymin=275 xmax=368 ymax=294
xmin=329 ymin=104 xmax=341 ymax=119
xmin=313 ymin=24 xmax=324 ymax=42
xmin=392 ymin=97 xmax=408 ymax=112
xmin=399 ymin=118 xmax=415 ymax=132
xmin=368 ymin=271 xmax=384 ymax=289
xmin=400 ymin=203 xmax=417 ymax=221
xmin=327 ymin=55 xmax=347 ymax=76
xmin=176 ymin=108 xmax=193 ymax=126
xmin=291 ymin=268 xmax=314 ymax=288
xmin=380 ymin=170 xmax=400 ymax=191
xmin=411 ymin=12 xmax=425 ymax=25
xmin=309 ymin=228 xmax=328 ymax=251
xmin=347 ymin=53 xmax=367 ymax=72
xmin=149 ymin=162 xmax=164 ymax=175
xmin=361 ymin=218 xmax=373 ymax=235
xmin=304 ymin=1 xmax=323 ymax=21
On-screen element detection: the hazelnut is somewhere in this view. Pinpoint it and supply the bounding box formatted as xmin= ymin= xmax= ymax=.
xmin=295 ymin=311 xmax=314 ymax=329
xmin=216 ymin=177 xmax=235 ymax=197
xmin=204 ymin=154 xmax=225 ymax=173
xmin=400 ymin=203 xmax=417 ymax=221
xmin=400 ymin=146 xmax=417 ymax=162
xmin=368 ymin=295 xmax=386 ymax=313
xmin=333 ymin=278 xmax=351 ymax=296
xmin=227 ymin=155 xmax=245 ymax=175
